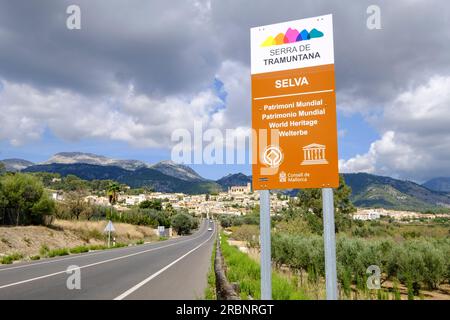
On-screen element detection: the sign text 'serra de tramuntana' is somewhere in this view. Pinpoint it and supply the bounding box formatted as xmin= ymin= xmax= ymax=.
xmin=251 ymin=14 xmax=339 ymax=190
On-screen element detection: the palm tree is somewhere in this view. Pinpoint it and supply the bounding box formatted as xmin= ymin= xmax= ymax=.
xmin=107 ymin=182 xmax=121 ymax=205
xmin=107 ymin=182 xmax=121 ymax=220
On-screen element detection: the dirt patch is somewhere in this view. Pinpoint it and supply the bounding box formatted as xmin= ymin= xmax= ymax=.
xmin=54 ymin=219 xmax=157 ymax=243
xmin=0 ymin=219 xmax=159 ymax=259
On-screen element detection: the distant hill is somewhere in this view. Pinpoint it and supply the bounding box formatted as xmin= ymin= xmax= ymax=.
xmin=23 ymin=163 xmax=222 ymax=194
xmin=41 ymin=152 xmax=202 ymax=182
xmin=150 ymin=160 xmax=204 ymax=181
xmin=343 ymin=173 xmax=450 ymax=210
xmin=422 ymin=177 xmax=450 ymax=193
xmin=216 ymin=172 xmax=450 ymax=211
xmin=43 ymin=152 xmax=148 ymax=171
xmin=216 ymin=173 xmax=252 ymax=189
xmin=10 ymin=152 xmax=450 ymax=209
xmin=0 ymin=158 xmax=34 ymax=172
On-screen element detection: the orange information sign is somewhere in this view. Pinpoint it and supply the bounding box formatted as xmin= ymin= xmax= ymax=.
xmin=251 ymin=15 xmax=339 ymax=190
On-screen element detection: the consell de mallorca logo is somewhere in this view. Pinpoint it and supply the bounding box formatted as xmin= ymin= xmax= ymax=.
xmin=261 ymin=27 xmax=324 ymax=47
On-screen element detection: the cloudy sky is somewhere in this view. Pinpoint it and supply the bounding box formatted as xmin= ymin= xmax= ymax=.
xmin=0 ymin=0 xmax=449 ymax=182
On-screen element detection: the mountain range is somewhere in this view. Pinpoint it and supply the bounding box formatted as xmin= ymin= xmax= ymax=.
xmin=2 ymin=152 xmax=450 ymax=210
xmin=422 ymin=177 xmax=450 ymax=193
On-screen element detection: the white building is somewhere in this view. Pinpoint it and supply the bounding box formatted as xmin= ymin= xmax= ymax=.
xmin=353 ymin=209 xmax=381 ymax=221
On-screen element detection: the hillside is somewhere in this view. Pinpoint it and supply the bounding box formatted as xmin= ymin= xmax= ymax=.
xmin=19 ymin=152 xmax=202 ymax=182
xmin=343 ymin=173 xmax=450 ymax=210
xmin=0 ymin=158 xmax=34 ymax=171
xmin=150 ymin=160 xmax=204 ymax=181
xmin=23 ymin=163 xmax=222 ymax=194
xmin=220 ymin=172 xmax=450 ymax=211
xmin=422 ymin=177 xmax=450 ymax=193
xmin=216 ymin=172 xmax=252 ymax=188
xmin=43 ymin=152 xmax=148 ymax=170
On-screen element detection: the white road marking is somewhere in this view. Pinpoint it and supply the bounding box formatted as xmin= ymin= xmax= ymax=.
xmin=0 ymin=223 xmax=208 ymax=273
xmin=114 ymin=226 xmax=215 ymax=300
xmin=0 ymin=224 xmax=210 ymax=290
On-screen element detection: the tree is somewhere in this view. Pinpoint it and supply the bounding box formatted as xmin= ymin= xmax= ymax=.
xmin=65 ymin=190 xmax=88 ymax=220
xmin=139 ymin=199 xmax=162 ymax=211
xmin=31 ymin=196 xmax=56 ymax=225
xmin=107 ymin=182 xmax=121 ymax=205
xmin=63 ymin=174 xmax=88 ymax=191
xmin=164 ymin=202 xmax=176 ymax=217
xmin=295 ymin=175 xmax=356 ymax=233
xmin=171 ymin=213 xmax=195 ymax=235
xmin=0 ymin=173 xmax=55 ymax=225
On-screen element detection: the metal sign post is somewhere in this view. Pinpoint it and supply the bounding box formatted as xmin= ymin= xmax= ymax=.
xmin=104 ymin=220 xmax=115 ymax=248
xmin=322 ymin=188 xmax=338 ymax=299
xmin=251 ymin=14 xmax=339 ymax=300
xmin=259 ymin=190 xmax=272 ymax=300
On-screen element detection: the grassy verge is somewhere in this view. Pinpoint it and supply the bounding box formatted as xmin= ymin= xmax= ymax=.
xmin=204 ymin=239 xmax=217 ymax=300
xmin=39 ymin=242 xmax=129 ymax=258
xmin=1 ymin=235 xmax=171 ymax=264
xmin=220 ymin=232 xmax=308 ymax=300
xmin=0 ymin=252 xmax=24 ymax=264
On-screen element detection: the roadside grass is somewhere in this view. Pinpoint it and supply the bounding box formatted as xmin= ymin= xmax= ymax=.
xmin=76 ymin=228 xmax=105 ymax=242
xmin=0 ymin=252 xmax=23 ymax=264
xmin=220 ymin=232 xmax=309 ymax=300
xmin=32 ymin=242 xmax=130 ymax=260
xmin=47 ymin=248 xmax=69 ymax=258
xmin=39 ymin=244 xmax=50 ymax=256
xmin=204 ymin=239 xmax=217 ymax=300
xmin=69 ymin=245 xmax=90 ymax=254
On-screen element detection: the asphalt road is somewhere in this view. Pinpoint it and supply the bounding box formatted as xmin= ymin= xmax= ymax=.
xmin=0 ymin=220 xmax=216 ymax=300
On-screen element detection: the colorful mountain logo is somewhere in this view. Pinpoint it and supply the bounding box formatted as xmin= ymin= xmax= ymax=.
xmin=261 ymin=28 xmax=324 ymax=47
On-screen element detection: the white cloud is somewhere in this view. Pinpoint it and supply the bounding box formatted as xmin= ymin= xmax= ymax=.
xmin=340 ymin=75 xmax=450 ymax=181
xmin=211 ymin=60 xmax=251 ymax=129
xmin=0 ymin=78 xmax=223 ymax=148
xmin=0 ymin=60 xmax=251 ymax=151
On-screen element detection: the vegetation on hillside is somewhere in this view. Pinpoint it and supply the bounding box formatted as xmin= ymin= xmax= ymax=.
xmin=23 ymin=163 xmax=223 ymax=194
xmin=0 ymin=173 xmax=56 ymax=225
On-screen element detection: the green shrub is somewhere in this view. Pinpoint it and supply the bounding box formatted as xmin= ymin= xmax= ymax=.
xmin=1 ymin=252 xmax=23 ymax=264
xmin=114 ymin=242 xmax=127 ymax=248
xmin=47 ymin=248 xmax=69 ymax=258
xmin=171 ymin=213 xmax=196 ymax=235
xmin=272 ymin=232 xmax=450 ymax=293
xmin=88 ymin=244 xmax=107 ymax=251
xmin=30 ymin=255 xmax=41 ymax=261
xmin=70 ymin=245 xmax=89 ymax=254
xmin=39 ymin=244 xmax=50 ymax=256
